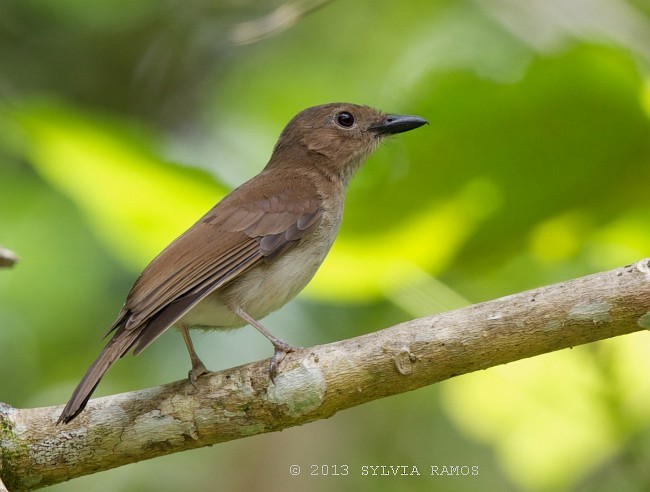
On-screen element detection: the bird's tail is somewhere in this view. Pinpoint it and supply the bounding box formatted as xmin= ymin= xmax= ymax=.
xmin=57 ymin=332 xmax=136 ymax=424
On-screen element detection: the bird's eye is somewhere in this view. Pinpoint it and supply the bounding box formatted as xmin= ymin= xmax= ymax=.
xmin=335 ymin=111 xmax=355 ymax=128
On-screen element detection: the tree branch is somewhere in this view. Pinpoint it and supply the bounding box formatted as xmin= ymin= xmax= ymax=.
xmin=228 ymin=0 xmax=335 ymax=45
xmin=2 ymin=259 xmax=650 ymax=490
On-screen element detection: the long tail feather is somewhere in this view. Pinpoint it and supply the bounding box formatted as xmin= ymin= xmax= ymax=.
xmin=57 ymin=330 xmax=136 ymax=424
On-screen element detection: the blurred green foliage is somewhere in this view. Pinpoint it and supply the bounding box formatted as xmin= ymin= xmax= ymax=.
xmin=2 ymin=1 xmax=650 ymax=491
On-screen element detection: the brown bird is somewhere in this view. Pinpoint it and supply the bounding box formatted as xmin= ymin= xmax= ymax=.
xmin=58 ymin=103 xmax=427 ymax=424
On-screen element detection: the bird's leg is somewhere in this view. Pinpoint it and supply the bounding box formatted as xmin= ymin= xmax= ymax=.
xmin=180 ymin=324 xmax=209 ymax=386
xmin=233 ymin=307 xmax=299 ymax=381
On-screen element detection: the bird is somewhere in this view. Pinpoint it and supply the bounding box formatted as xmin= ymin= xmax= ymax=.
xmin=58 ymin=102 xmax=427 ymax=424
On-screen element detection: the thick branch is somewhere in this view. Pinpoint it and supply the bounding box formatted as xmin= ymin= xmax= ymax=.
xmin=2 ymin=259 xmax=650 ymax=490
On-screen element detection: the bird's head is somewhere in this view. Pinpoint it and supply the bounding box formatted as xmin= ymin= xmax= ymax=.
xmin=269 ymin=103 xmax=427 ymax=185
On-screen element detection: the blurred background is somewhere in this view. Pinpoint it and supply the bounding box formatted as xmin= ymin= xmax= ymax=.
xmin=2 ymin=0 xmax=650 ymax=490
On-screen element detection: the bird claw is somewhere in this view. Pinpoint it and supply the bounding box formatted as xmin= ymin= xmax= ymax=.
xmin=268 ymin=341 xmax=300 ymax=383
xmin=188 ymin=362 xmax=209 ymax=389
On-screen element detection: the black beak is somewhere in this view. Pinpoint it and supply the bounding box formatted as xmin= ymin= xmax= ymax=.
xmin=369 ymin=114 xmax=428 ymax=135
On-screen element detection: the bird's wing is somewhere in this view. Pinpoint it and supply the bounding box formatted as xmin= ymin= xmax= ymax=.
xmin=116 ymin=175 xmax=324 ymax=353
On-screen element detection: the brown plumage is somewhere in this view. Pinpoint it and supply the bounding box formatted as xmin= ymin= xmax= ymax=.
xmin=58 ymin=103 xmax=427 ymax=424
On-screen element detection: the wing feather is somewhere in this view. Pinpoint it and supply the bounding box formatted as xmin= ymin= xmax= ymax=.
xmin=120 ymin=176 xmax=324 ymax=338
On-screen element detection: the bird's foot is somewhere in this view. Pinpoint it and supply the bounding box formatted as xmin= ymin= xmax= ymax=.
xmin=269 ymin=340 xmax=301 ymax=383
xmin=188 ymin=361 xmax=209 ymax=388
